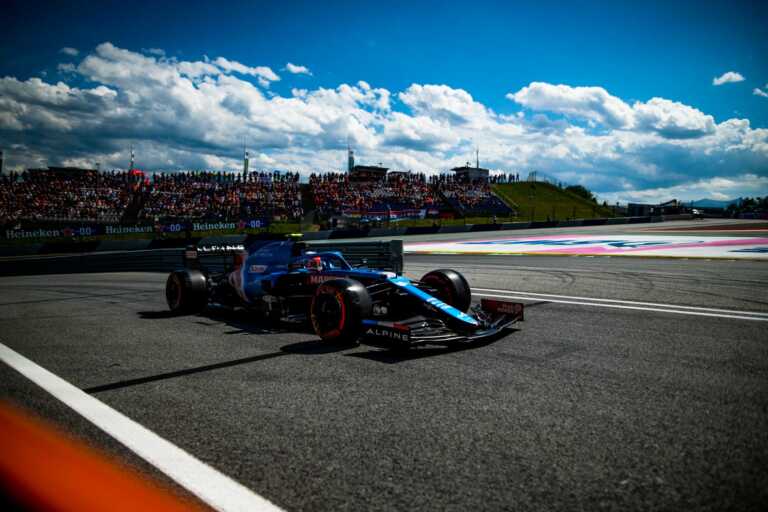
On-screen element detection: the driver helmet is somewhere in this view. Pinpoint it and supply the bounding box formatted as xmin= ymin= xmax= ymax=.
xmin=306 ymin=256 xmax=323 ymax=271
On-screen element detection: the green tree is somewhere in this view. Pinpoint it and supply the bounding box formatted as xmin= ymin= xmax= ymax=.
xmin=565 ymin=184 xmax=596 ymax=203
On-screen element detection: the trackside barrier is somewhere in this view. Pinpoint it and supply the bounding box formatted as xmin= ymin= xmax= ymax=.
xmin=580 ymin=219 xmax=609 ymax=226
xmin=0 ymin=249 xmax=183 ymax=277
xmin=0 ymin=240 xmax=404 ymax=277
xmin=662 ymin=214 xmax=694 ymax=221
xmin=301 ymin=231 xmax=332 ymax=241
xmin=500 ymin=222 xmax=532 ymax=230
xmin=368 ymin=228 xmax=408 ymax=237
xmin=0 ymin=214 xmax=678 ymax=261
xmin=436 ymin=225 xmax=472 ymax=234
xmin=404 ymin=226 xmax=440 ymax=235
xmin=470 ymin=223 xmax=503 ymax=232
xmin=328 ymin=229 xmax=370 ymax=239
xmin=529 ymin=221 xmax=559 ymax=229
xmin=96 ymin=239 xmax=154 ymax=252
xmin=0 ymin=244 xmax=43 ymax=257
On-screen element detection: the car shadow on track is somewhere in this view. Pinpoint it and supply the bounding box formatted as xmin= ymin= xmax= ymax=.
xmin=138 ymin=306 xmax=292 ymax=336
xmin=107 ymin=308 xmax=518 ymax=394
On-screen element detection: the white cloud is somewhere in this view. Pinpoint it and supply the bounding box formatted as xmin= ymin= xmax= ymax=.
xmin=0 ymin=43 xmax=766 ymax=205
xmin=632 ymin=97 xmax=715 ymax=138
xmin=57 ymin=63 xmax=76 ymax=74
xmin=753 ymin=88 xmax=768 ymax=98
xmin=59 ymin=47 xmax=79 ymax=57
xmin=213 ymin=57 xmax=279 ymax=84
xmin=143 ymin=48 xmax=165 ymax=56
xmin=399 ymin=84 xmax=491 ymax=126
xmin=712 ymin=71 xmax=745 ymax=86
xmin=509 ymin=82 xmax=634 ymax=129
xmin=284 ymin=62 xmax=312 ymax=76
xmin=600 ymin=174 xmax=768 ymax=204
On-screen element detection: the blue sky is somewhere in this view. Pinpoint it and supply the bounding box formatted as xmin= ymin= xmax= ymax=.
xmin=1 ymin=0 xmax=767 ymax=202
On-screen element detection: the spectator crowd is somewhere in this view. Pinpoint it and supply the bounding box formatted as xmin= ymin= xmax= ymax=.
xmin=309 ymin=172 xmax=439 ymax=216
xmin=431 ymin=175 xmax=513 ymax=215
xmin=0 ymin=170 xmax=135 ymax=224
xmin=140 ymin=171 xmax=302 ymax=223
xmin=1 ymin=167 xmax=515 ymax=227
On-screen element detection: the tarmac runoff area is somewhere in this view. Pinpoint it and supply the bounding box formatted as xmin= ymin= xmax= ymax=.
xmin=1 ymin=218 xmax=767 ymax=510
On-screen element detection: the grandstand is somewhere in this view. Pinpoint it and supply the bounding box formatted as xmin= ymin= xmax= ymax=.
xmin=433 ymin=175 xmax=514 ymax=217
xmin=1 ymin=166 xmax=615 ymax=230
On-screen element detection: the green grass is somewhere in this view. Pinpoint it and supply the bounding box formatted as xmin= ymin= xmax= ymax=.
xmin=492 ymin=182 xmax=614 ymax=221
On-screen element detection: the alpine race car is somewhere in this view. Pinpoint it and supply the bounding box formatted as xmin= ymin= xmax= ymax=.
xmin=165 ymin=236 xmax=523 ymax=348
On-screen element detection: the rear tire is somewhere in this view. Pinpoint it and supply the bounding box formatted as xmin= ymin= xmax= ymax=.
xmin=420 ymin=269 xmax=472 ymax=312
xmin=310 ymin=279 xmax=371 ymax=345
xmin=166 ymin=270 xmax=208 ymax=314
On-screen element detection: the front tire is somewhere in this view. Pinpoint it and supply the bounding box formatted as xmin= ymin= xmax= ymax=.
xmin=420 ymin=269 xmax=472 ymax=312
xmin=166 ymin=270 xmax=208 ymax=314
xmin=310 ymin=279 xmax=372 ymax=345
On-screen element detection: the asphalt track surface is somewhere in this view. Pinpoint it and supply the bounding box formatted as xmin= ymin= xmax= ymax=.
xmin=2 ymin=229 xmax=768 ymax=510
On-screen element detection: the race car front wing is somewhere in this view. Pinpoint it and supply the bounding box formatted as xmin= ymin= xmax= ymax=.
xmin=362 ymin=298 xmax=524 ymax=346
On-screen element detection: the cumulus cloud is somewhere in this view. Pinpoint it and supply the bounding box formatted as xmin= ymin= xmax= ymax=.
xmin=59 ymin=47 xmax=79 ymax=57
xmin=284 ymin=62 xmax=312 ymax=75
xmin=0 ymin=43 xmax=766 ymax=204
xmin=399 ymin=84 xmax=490 ymax=126
xmin=754 ymin=87 xmax=768 ymax=98
xmin=509 ymin=82 xmax=635 ymax=129
xmin=212 ymin=57 xmax=279 ymax=84
xmin=57 ymin=63 xmax=76 ymax=74
xmin=712 ymin=71 xmax=745 ymax=86
xmin=601 ymin=174 xmax=768 ymax=204
xmin=632 ymin=98 xmax=715 ymax=139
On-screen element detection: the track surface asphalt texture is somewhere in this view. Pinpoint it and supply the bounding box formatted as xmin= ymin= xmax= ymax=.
xmin=2 ymin=230 xmax=768 ymax=510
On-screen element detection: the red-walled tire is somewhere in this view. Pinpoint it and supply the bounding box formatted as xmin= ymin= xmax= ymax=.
xmin=310 ymin=279 xmax=372 ymax=345
xmin=166 ymin=270 xmax=208 ymax=314
xmin=420 ymin=269 xmax=472 ymax=312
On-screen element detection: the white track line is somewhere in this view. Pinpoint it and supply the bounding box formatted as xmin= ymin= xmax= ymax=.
xmin=0 ymin=343 xmax=283 ymax=512
xmin=474 ymin=292 xmax=768 ymax=322
xmin=472 ymin=288 xmax=768 ymax=317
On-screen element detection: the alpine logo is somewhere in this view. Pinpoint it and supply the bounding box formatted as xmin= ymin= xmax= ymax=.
xmin=365 ymin=327 xmax=410 ymax=342
xmin=309 ymin=274 xmax=336 ymax=284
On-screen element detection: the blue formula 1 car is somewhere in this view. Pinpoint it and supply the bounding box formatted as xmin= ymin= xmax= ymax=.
xmin=165 ymin=237 xmax=523 ymax=348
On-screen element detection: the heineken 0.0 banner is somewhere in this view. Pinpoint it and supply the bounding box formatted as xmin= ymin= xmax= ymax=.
xmin=3 ymin=218 xmax=270 ymax=240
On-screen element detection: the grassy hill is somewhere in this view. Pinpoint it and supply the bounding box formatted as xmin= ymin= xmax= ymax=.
xmin=492 ymin=182 xmax=614 ymax=221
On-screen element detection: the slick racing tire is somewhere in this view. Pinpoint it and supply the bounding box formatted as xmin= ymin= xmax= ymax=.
xmin=310 ymin=278 xmax=372 ymax=345
xmin=420 ymin=269 xmax=472 ymax=312
xmin=166 ymin=269 xmax=209 ymax=314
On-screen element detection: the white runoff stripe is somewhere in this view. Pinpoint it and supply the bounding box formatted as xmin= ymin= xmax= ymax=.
xmin=472 ymin=288 xmax=768 ymax=317
xmin=0 ymin=343 xmax=283 ymax=512
xmin=474 ymin=292 xmax=768 ymax=322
